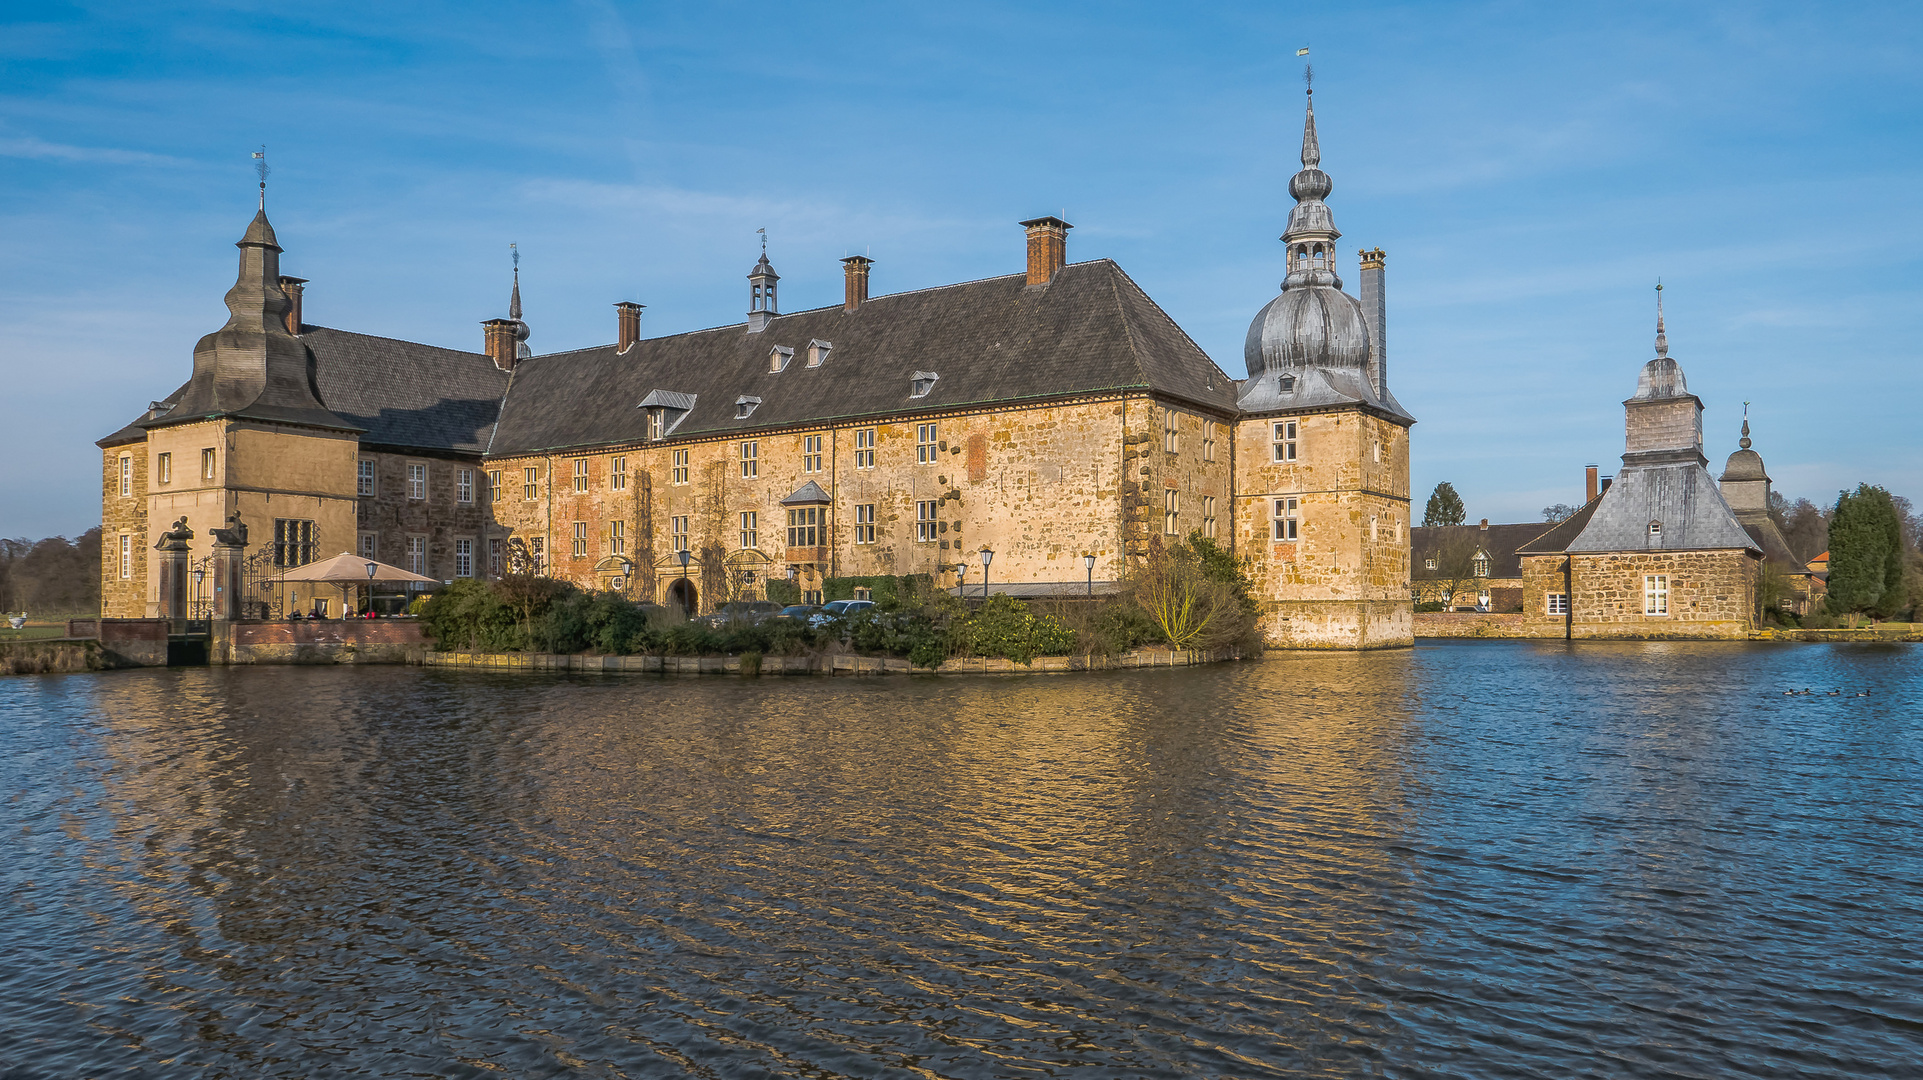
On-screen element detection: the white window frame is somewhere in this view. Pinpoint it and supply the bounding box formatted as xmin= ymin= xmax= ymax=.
xmin=1546 ymin=592 xmax=1569 ymax=615
xmin=523 ymin=466 xmax=539 ymax=500
xmin=1203 ymin=421 xmax=1216 ymax=462
xmin=489 ymin=538 xmax=504 ymax=577
xmin=917 ymin=423 xmax=937 ymax=464
xmin=358 ymin=458 xmax=376 ymax=497
xmin=803 ymin=434 xmax=823 ymax=473
xmin=786 ymin=507 xmax=821 ymax=547
xmin=571 ymin=458 xmax=589 ymax=493
xmin=1203 ymin=495 xmax=1217 ymax=539
xmin=406 ymin=535 xmax=427 ymax=576
xmin=407 ymin=462 xmax=427 ymax=501
xmin=157 ymin=452 xmax=172 ymax=486
xmin=1273 ymin=497 xmax=1299 ymax=541
xmin=1644 ymin=574 xmax=1669 ymax=616
xmin=457 ymin=468 xmax=474 ymax=504
xmin=854 ymin=503 xmax=876 ymax=544
xmin=1164 ymin=489 xmax=1179 ymax=535
xmin=610 ymin=519 xmax=626 ymax=555
xmin=1164 ymin=409 xmax=1180 ymax=453
xmin=670 ymin=516 xmax=689 ymax=552
xmin=916 ymin=500 xmax=938 ymax=542
xmin=1272 ymin=421 xmax=1297 ymax=462
xmin=572 ymin=521 xmax=588 ymax=557
xmin=611 ymin=456 xmax=626 ymax=491
xmin=359 ymin=531 xmax=377 ymax=559
xmin=488 ymin=470 xmax=501 ymax=503
xmin=854 ymin=428 xmax=876 ymax=469
xmin=201 ymin=448 xmax=217 ymax=481
xmin=118 ymin=455 xmax=131 ymax=497
xmin=454 ymin=538 xmax=474 ymax=578
xmin=119 ymin=534 xmax=132 ymax=579
xmin=1473 ymin=555 xmax=1490 ymax=577
xmin=672 ymin=449 xmax=689 ymax=486
xmin=739 ymin=512 xmax=757 ymax=549
xmin=740 ymin=441 xmax=758 ymax=479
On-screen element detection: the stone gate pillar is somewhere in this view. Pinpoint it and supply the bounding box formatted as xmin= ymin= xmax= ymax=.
xmin=153 ymin=517 xmax=194 ymax=628
xmin=208 ymin=514 xmax=251 ymax=621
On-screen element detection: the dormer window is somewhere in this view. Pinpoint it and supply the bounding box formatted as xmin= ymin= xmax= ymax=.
xmin=1648 ymin=520 xmax=1663 ymax=537
xmin=637 ymin=389 xmax=696 ymax=438
xmin=736 ymin=395 xmax=762 ymax=419
xmin=807 ymin=339 xmax=832 ymax=367
xmin=1280 ymin=374 xmax=1296 ymax=393
xmin=910 ymin=370 xmax=939 ymax=398
xmin=647 ymin=409 xmax=664 ymax=441
xmin=769 ymin=346 xmax=793 ymax=373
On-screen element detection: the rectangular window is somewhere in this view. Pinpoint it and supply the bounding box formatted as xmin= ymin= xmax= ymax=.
xmin=457 ymin=468 xmax=474 ymax=504
xmin=739 ymin=512 xmax=757 ymax=549
xmin=488 ymin=470 xmax=502 ymax=503
xmin=672 ymin=449 xmax=689 ymax=485
xmin=1273 ymin=421 xmax=1297 ymax=462
xmin=916 ymin=500 xmax=938 ymax=542
xmin=611 ymin=456 xmax=626 ymax=491
xmin=917 ymin=423 xmax=938 ymax=464
xmin=1203 ymin=422 xmax=1217 ymax=462
xmin=1164 ymin=489 xmax=1180 ymax=535
xmin=455 ymin=538 xmax=474 ymax=578
xmin=572 ymin=458 xmax=589 ymax=493
xmin=1203 ymin=495 xmax=1217 ymax=539
xmin=201 ymin=448 xmax=217 ymax=481
xmin=1547 ymin=592 xmax=1570 ymax=615
xmin=359 ymin=531 xmax=377 ymax=558
xmin=1472 ymin=555 xmax=1490 ymax=577
xmin=786 ymin=507 xmax=820 ymax=547
xmin=358 ymin=459 xmax=376 ymax=496
xmin=530 ymin=537 xmax=544 ymax=572
xmin=854 ymin=503 xmax=876 ymax=544
xmin=740 ymin=441 xmax=758 ymax=479
xmin=854 ymin=428 xmax=876 ymax=469
xmin=648 ymin=410 xmax=664 ymax=441
xmin=1272 ymin=497 xmax=1299 ymax=541
xmin=670 ymin=516 xmax=689 ymax=552
xmin=408 ymin=462 xmax=427 ymax=500
xmin=273 ymin=519 xmax=318 ymax=568
xmin=803 ymin=434 xmax=823 ymax=473
xmin=119 ymin=534 xmax=131 ymax=579
xmin=407 ymin=535 xmax=427 ymax=576
xmin=489 ymin=538 xmax=504 ymax=577
xmin=572 ymin=521 xmax=588 ymax=557
xmin=157 ymin=453 xmax=172 ymax=486
xmin=610 ymin=519 xmax=626 ymax=555
xmin=523 ymin=466 xmax=538 ymax=500
xmin=118 ymin=455 xmax=131 ymax=497
xmin=1644 ymin=574 xmax=1669 ymax=616
xmin=1164 ymin=410 xmax=1180 ymax=453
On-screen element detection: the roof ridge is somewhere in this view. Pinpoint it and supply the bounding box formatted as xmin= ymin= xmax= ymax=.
xmin=304 ymin=324 xmax=486 ymax=359
xmin=1103 ymin=261 xmax=1237 ymax=386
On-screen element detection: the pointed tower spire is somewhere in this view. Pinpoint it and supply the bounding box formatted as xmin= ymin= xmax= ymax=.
xmin=508 ymin=243 xmax=530 ymax=358
xmin=1740 ymin=402 xmax=1752 ymax=449
xmin=1654 ymin=280 xmax=1669 ymax=358
xmin=1301 ymin=66 xmax=1320 ymax=167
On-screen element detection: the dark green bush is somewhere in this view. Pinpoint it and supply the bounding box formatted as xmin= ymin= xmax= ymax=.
xmin=764 ymin=579 xmax=800 ymax=606
xmin=953 ymin=595 xmax=1076 ymax=664
xmin=1414 ymin=601 xmax=1446 ymax=613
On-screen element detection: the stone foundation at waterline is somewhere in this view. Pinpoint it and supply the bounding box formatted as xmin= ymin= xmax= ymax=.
xmin=422 ymin=646 xmax=1242 ymax=676
xmin=1520 ymin=550 xmax=1758 ymax=640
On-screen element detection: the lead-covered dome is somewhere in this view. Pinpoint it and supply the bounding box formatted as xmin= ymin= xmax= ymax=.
xmin=1244 ymin=286 xmax=1372 ymax=374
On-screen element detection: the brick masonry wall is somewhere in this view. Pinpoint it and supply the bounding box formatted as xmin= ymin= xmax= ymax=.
xmin=1521 ymin=549 xmax=1758 ymax=639
xmin=229 ymin=619 xmax=426 ymax=664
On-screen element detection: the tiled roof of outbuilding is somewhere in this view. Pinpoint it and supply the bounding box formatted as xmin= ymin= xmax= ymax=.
xmin=1411 ymin=522 xmax=1555 ymax=580
xmin=486 ymin=260 xmax=1238 ymax=457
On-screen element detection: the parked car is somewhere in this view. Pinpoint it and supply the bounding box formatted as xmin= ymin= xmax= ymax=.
xmin=808 ymin=599 xmax=876 ymax=629
xmin=698 ymin=600 xmax=783 ymax=628
xmin=769 ymin=604 xmax=823 ymax=623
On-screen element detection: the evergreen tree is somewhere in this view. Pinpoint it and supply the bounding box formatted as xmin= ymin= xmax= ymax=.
xmin=1826 ymin=485 xmax=1903 ymax=621
xmin=1423 ymin=482 xmax=1466 ymax=527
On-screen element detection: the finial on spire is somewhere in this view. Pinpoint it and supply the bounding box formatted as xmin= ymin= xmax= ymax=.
xmin=1740 ymin=402 xmax=1751 ymax=449
xmin=1300 ymin=75 xmax=1321 ymax=168
xmin=1653 ymin=279 xmax=1668 ymax=358
xmin=252 ymin=147 xmax=269 ymax=209
xmin=757 ymin=227 xmax=767 ymax=255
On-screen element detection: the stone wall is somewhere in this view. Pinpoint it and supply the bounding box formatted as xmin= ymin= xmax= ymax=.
xmin=355 ymin=449 xmax=492 ymax=583
xmin=1521 ymin=549 xmax=1758 ymax=640
xmin=100 ymin=445 xmax=149 ymax=617
xmin=422 ymin=644 xmax=1242 ymax=675
xmin=1414 ymin=612 xmax=1533 ymax=638
xmin=227 ymin=619 xmax=427 ymax=664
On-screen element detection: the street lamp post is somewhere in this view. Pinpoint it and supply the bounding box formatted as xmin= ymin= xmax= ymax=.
xmin=365 ymin=561 xmax=378 ymax=617
xmin=677 ymin=548 xmax=693 ymax=617
xmin=980 ymin=547 xmax=994 ymax=601
xmin=1084 ymin=553 xmax=1095 ymax=598
xmin=192 ymin=568 xmax=205 ymax=620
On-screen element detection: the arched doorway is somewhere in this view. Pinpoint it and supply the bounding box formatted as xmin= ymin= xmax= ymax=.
xmin=666 ymin=578 xmax=697 ymax=618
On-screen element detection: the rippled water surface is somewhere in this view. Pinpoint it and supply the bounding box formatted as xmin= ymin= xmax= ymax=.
xmin=3 ymin=642 xmax=1920 ymax=1078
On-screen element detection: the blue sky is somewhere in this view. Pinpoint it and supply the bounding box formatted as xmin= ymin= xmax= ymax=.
xmin=4 ymin=1 xmax=1920 ymax=538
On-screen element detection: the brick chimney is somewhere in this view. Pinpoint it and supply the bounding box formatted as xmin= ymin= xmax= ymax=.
xmin=841 ymin=255 xmax=872 ymax=312
xmin=483 ymin=318 xmax=519 ymax=372
xmin=615 ymin=302 xmax=644 ymax=354
xmin=1019 ymin=216 xmax=1072 ymax=286
xmin=1357 ymin=249 xmax=1386 ymax=397
xmin=1479 ymin=518 xmax=1489 ymax=530
xmin=278 ymin=275 xmax=307 ymax=335
xmin=1585 ymin=464 xmax=1599 ymax=502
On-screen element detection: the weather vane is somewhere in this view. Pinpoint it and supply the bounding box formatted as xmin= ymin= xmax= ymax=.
xmin=1298 ymin=46 xmax=1311 ymax=94
xmin=252 ymin=146 xmax=269 ymax=208
xmin=757 ymin=227 xmax=767 ymax=255
xmin=511 ymin=242 xmax=519 ymax=272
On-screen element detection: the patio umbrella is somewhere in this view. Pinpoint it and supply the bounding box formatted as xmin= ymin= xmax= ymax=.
xmin=274 ymin=552 xmax=440 ymax=617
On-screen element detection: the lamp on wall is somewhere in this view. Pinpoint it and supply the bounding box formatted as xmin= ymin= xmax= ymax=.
xmin=365 ymin=561 xmax=378 ymax=617
xmin=192 ymin=568 xmax=205 ymax=619
xmin=980 ymin=547 xmax=994 ymax=601
xmin=1084 ymin=553 xmax=1095 ymax=598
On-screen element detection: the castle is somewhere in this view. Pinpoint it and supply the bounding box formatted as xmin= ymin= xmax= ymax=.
xmin=98 ymin=89 xmax=1418 ymax=649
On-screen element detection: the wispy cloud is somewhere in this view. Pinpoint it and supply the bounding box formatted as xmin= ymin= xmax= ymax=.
xmin=0 ymin=135 xmax=188 ymax=167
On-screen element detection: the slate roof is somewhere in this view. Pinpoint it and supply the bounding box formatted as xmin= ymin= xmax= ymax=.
xmin=1734 ymin=512 xmax=1806 ymax=571
xmin=98 ymin=327 xmax=507 ymax=456
xmin=300 ymin=326 xmax=507 ymax=454
xmin=1411 ymin=522 xmax=1556 ymax=579
xmin=1517 ymin=495 xmax=1605 ymax=555
xmin=1564 ymin=463 xmax=1757 ymax=553
xmin=487 ymin=260 xmax=1239 ymax=457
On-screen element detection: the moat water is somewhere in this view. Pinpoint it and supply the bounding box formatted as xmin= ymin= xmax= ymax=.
xmin=2 ymin=642 xmax=1919 ymax=1078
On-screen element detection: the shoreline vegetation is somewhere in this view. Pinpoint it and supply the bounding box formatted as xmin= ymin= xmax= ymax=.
xmin=420 ymin=536 xmax=1263 ymax=670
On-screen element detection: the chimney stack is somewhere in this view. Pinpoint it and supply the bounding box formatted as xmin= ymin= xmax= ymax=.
xmin=1601 ymin=475 xmax=1614 ymax=493
xmin=1358 ymin=249 xmax=1386 ymax=396
xmin=1019 ymin=216 xmax=1072 ymax=286
xmin=1479 ymin=518 xmax=1489 ymax=530
xmin=841 ymin=255 xmax=872 ymax=312
xmin=483 ymin=318 xmax=518 ymax=372
xmin=615 ymin=301 xmax=644 ymax=353
xmin=1585 ymin=464 xmax=1599 ymax=503
xmin=278 ymin=275 xmax=307 ymax=335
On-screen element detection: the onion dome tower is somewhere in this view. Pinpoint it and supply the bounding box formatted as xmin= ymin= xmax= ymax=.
xmin=1237 ymin=79 xmax=1411 ymax=421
